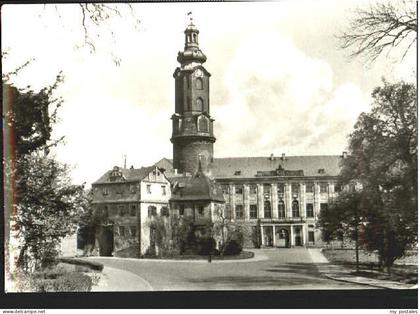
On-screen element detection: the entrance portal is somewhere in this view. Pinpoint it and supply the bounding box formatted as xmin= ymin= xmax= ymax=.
xmin=275 ymin=227 xmax=290 ymax=248
xmin=99 ymin=224 xmax=114 ymax=256
xmin=294 ymin=226 xmax=303 ymax=246
xmin=263 ymin=226 xmax=273 ymax=247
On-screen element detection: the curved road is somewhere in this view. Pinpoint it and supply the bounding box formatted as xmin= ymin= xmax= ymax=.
xmin=89 ymin=248 xmax=374 ymax=291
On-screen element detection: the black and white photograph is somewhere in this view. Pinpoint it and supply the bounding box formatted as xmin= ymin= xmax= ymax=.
xmin=2 ymin=0 xmax=418 ymax=310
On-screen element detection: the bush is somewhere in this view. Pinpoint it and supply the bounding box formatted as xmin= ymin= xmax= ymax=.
xmin=29 ymin=268 xmax=93 ymax=292
xmin=222 ymin=239 xmax=243 ymax=256
xmin=196 ymin=237 xmax=217 ymax=255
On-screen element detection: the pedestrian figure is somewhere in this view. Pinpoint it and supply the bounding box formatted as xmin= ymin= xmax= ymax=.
xmin=208 ymin=254 xmax=212 ymax=263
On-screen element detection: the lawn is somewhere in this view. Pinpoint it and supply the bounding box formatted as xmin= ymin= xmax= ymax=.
xmin=322 ymin=249 xmax=418 ymax=285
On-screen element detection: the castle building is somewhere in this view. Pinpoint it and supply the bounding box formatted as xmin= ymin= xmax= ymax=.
xmin=91 ymin=165 xmax=171 ymax=256
xmin=91 ymin=17 xmax=344 ymax=256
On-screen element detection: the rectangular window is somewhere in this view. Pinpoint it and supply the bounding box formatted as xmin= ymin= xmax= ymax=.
xmin=263 ymin=184 xmax=271 ymax=194
xmin=119 ymin=205 xmax=125 ymax=216
xmin=320 ymin=183 xmax=328 ymax=193
xmin=161 ymin=206 xmax=169 ymax=217
xmin=235 ymin=205 xmax=244 ymax=219
xmin=130 ymin=184 xmax=137 ymax=194
xmin=161 ymin=185 xmax=166 ymax=195
xmin=235 ymin=185 xmax=243 ymax=195
xmin=198 ymin=205 xmax=204 ymax=215
xmin=320 ymin=203 xmax=328 ymax=212
xmin=118 ymin=226 xmax=125 ymax=236
xmin=130 ymin=205 xmax=137 ymax=216
xmin=308 ymin=231 xmax=315 ymax=242
xmin=116 ymin=185 xmax=123 ymax=194
xmin=225 ymin=204 xmax=231 ymax=219
xmin=130 ymin=226 xmax=137 ymax=237
xmin=179 ymin=205 xmax=184 ymax=216
xmin=306 ymin=184 xmax=314 ymax=193
xmin=292 ymin=184 xmax=300 ymax=195
xmin=306 ymin=203 xmax=314 ymax=218
xmin=102 ymin=187 xmax=109 ymax=196
xmin=278 ymin=202 xmax=285 ymax=218
xmin=147 ymin=184 xmax=152 ymax=194
xmin=249 ymin=185 xmax=257 ymax=195
xmin=249 ymin=204 xmax=258 ymax=219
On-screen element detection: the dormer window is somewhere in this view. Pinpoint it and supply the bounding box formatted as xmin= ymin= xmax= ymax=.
xmin=234 ymin=170 xmax=241 ymax=176
xmin=318 ymin=168 xmax=325 ymax=174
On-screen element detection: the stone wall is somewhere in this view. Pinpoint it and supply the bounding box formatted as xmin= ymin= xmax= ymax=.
xmin=173 ymin=139 xmax=214 ymax=174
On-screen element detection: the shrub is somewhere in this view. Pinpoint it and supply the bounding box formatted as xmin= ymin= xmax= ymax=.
xmin=196 ymin=237 xmax=217 ymax=255
xmin=222 ymin=239 xmax=243 ymax=256
xmin=29 ymin=268 xmax=93 ymax=292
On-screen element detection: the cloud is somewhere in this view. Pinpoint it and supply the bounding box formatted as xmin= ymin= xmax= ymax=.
xmin=214 ymin=32 xmax=370 ymax=157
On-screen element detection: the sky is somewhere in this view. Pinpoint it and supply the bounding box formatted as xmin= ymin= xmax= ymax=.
xmin=2 ymin=1 xmax=416 ymax=186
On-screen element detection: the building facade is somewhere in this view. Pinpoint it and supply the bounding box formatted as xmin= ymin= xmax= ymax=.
xmin=91 ymin=165 xmax=171 ymax=256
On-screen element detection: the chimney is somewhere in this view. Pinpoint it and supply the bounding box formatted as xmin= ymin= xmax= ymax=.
xmin=270 ymin=153 xmax=274 ymax=161
xmin=342 ymin=151 xmax=348 ymax=159
xmin=281 ymin=153 xmax=286 ymax=161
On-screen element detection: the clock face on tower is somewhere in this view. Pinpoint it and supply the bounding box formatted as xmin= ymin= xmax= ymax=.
xmin=194 ymin=68 xmax=203 ymax=78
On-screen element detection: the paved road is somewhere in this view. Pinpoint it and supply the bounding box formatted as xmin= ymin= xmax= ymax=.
xmin=89 ymin=248 xmax=374 ymax=291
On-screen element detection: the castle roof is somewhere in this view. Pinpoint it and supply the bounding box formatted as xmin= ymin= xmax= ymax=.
xmin=92 ymin=166 xmax=156 ymax=184
xmin=156 ymin=155 xmax=343 ymax=179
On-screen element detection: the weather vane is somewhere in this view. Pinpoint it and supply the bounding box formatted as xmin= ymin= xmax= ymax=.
xmin=187 ymin=11 xmax=194 ymax=24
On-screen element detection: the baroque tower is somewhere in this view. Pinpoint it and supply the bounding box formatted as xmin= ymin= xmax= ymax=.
xmin=171 ymin=17 xmax=216 ymax=174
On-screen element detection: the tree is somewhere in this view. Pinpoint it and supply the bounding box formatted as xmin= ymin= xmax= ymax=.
xmin=13 ymin=154 xmax=86 ymax=271
xmin=4 ymin=77 xmax=86 ymax=272
xmin=318 ymin=190 xmax=373 ymax=272
xmin=328 ymin=80 xmax=417 ymax=273
xmin=339 ymin=0 xmax=417 ymax=62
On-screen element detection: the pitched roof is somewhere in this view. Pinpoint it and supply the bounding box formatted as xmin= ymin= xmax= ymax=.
xmin=157 ymin=155 xmax=342 ymax=179
xmin=93 ymin=166 xmax=155 ymax=184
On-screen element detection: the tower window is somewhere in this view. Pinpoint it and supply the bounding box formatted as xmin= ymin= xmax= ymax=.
xmin=196 ymin=97 xmax=203 ymax=111
xmin=196 ymin=77 xmax=203 ymax=90
xmin=198 ymin=116 xmax=209 ymax=132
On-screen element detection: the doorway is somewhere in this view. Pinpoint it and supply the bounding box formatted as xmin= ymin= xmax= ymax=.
xmin=99 ymin=224 xmax=114 ymax=256
xmin=294 ymin=226 xmax=303 ymax=246
xmin=275 ymin=227 xmax=290 ymax=248
xmin=263 ymin=226 xmax=273 ymax=247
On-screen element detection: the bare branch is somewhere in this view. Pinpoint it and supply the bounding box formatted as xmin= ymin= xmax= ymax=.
xmin=338 ymin=0 xmax=417 ymax=63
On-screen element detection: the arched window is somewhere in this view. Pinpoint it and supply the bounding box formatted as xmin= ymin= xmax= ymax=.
xmin=196 ymin=78 xmax=203 ymax=90
xmin=196 ymin=97 xmax=203 ymax=111
xmin=278 ymin=201 xmax=285 ymax=218
xmin=292 ymin=200 xmax=299 ymax=217
xmin=264 ymin=201 xmax=272 ymax=218
xmin=148 ymin=206 xmax=157 ymax=217
xmin=198 ymin=116 xmax=208 ymax=132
